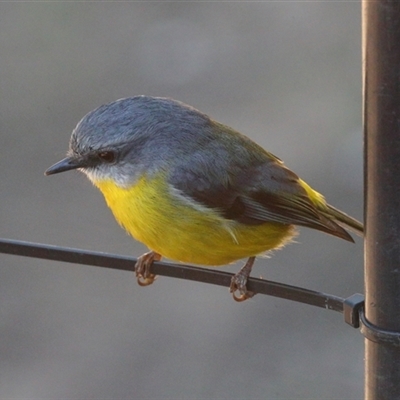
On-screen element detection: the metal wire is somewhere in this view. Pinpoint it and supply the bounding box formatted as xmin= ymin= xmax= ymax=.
xmin=0 ymin=237 xmax=355 ymax=314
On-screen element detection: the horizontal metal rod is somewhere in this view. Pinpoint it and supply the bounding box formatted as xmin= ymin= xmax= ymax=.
xmin=0 ymin=238 xmax=345 ymax=312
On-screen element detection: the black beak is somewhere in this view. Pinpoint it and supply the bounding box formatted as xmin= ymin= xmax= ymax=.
xmin=45 ymin=156 xmax=86 ymax=176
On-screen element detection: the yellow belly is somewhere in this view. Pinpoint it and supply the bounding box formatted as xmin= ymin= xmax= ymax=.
xmin=93 ymin=175 xmax=296 ymax=266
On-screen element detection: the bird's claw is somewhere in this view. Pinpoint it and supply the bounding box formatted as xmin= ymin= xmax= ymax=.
xmin=229 ymin=256 xmax=256 ymax=302
xmin=135 ymin=251 xmax=161 ymax=287
xmin=230 ymin=275 xmax=255 ymax=302
xmin=137 ymin=274 xmax=157 ymax=286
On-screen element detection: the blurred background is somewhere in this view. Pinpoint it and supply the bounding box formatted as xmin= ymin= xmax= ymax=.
xmin=0 ymin=3 xmax=363 ymax=399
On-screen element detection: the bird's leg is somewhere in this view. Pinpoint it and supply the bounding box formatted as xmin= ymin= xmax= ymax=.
xmin=135 ymin=251 xmax=161 ymax=286
xmin=230 ymin=256 xmax=256 ymax=302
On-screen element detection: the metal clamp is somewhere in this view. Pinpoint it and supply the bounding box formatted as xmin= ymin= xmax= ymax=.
xmin=343 ymin=293 xmax=365 ymax=328
xmin=343 ymin=293 xmax=400 ymax=346
xmin=359 ymin=308 xmax=400 ymax=346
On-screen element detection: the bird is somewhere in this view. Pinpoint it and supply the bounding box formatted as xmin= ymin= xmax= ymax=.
xmin=45 ymin=96 xmax=363 ymax=301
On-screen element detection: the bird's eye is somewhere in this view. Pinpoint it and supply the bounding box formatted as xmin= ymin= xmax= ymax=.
xmin=98 ymin=151 xmax=115 ymax=163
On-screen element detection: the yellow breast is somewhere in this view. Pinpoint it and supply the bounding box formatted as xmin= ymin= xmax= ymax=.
xmin=93 ymin=174 xmax=295 ymax=266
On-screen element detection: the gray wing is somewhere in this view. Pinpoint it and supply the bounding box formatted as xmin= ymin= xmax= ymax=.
xmin=168 ymin=145 xmax=353 ymax=241
xmin=170 ymin=147 xmax=318 ymax=225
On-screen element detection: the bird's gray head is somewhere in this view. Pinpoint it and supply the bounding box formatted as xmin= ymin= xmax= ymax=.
xmin=45 ymin=96 xmax=213 ymax=187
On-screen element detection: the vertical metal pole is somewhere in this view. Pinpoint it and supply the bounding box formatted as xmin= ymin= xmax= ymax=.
xmin=363 ymin=1 xmax=400 ymax=399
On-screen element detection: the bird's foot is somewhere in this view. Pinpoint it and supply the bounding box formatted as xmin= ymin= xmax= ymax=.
xmin=230 ymin=256 xmax=256 ymax=302
xmin=135 ymin=251 xmax=161 ymax=286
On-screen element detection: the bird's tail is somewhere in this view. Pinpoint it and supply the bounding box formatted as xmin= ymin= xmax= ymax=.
xmin=298 ymin=179 xmax=363 ymax=241
xmin=324 ymin=204 xmax=364 ymax=237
